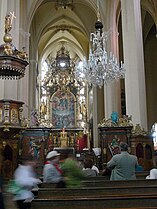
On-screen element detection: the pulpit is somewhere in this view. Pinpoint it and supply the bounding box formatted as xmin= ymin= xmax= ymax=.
xmin=98 ymin=126 xmax=133 ymax=165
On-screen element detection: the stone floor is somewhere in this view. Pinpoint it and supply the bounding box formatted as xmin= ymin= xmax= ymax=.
xmin=3 ymin=192 xmax=18 ymax=209
xmin=3 ymin=184 xmax=18 ymax=209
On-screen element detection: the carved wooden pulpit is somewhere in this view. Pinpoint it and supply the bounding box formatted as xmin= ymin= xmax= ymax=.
xmin=98 ymin=126 xmax=133 ymax=165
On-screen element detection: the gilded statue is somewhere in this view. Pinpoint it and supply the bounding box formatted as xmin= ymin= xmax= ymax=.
xmin=60 ymin=128 xmax=68 ymax=147
xmin=5 ymin=14 xmax=12 ymax=34
xmin=80 ymin=101 xmax=87 ymax=118
xmin=40 ymin=100 xmax=47 ymax=115
xmin=16 ymin=47 xmax=28 ymax=60
xmin=4 ymin=44 xmax=13 ymax=55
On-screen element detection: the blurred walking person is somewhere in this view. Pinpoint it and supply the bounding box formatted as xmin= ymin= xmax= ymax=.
xmin=13 ymin=157 xmax=41 ymax=209
xmin=43 ymin=150 xmax=65 ymax=188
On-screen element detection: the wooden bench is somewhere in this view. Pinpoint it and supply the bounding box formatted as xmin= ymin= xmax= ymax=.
xmin=39 ymin=179 xmax=157 ymax=188
xmin=39 ymin=171 xmax=149 ymax=182
xmin=30 ymin=194 xmax=157 ymax=209
xmin=36 ymin=185 xmax=157 ymax=199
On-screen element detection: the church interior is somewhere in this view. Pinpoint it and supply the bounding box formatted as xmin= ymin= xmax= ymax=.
xmin=0 ymin=0 xmax=157 ymax=184
xmin=1 ymin=0 xmax=157 ymax=209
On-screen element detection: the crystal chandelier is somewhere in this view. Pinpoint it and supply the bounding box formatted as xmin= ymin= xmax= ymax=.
xmin=75 ymin=1 xmax=125 ymax=87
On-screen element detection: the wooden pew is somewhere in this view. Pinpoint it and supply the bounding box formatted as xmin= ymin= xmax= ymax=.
xmin=39 ymin=179 xmax=157 ymax=188
xmin=39 ymin=171 xmax=149 ymax=182
xmin=36 ymin=185 xmax=157 ymax=199
xmin=30 ymin=195 xmax=157 ymax=209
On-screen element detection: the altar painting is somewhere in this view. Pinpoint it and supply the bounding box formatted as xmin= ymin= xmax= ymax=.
xmin=51 ymin=90 xmax=75 ymax=128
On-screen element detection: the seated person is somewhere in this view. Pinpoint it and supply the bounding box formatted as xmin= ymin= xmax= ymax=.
xmin=135 ymin=158 xmax=144 ymax=172
xmin=146 ymin=155 xmax=157 ymax=179
xmin=82 ymin=158 xmax=98 ymax=177
xmin=92 ymin=164 xmax=99 ymax=175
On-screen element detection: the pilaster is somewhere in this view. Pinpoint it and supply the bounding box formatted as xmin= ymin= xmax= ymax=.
xmin=121 ymin=0 xmax=148 ymax=131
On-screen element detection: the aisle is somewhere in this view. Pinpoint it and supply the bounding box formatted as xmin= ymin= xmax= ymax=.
xmin=3 ymin=192 xmax=18 ymax=209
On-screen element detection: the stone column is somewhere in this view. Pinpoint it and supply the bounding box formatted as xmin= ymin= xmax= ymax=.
xmin=17 ymin=30 xmax=30 ymax=117
xmin=93 ymin=87 xmax=99 ymax=147
xmin=103 ymin=0 xmax=121 ymax=119
xmin=29 ymin=59 xmax=38 ymax=113
xmin=121 ymin=0 xmax=147 ymax=131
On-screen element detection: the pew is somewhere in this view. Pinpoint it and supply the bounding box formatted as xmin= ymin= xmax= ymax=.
xmin=36 ymin=185 xmax=157 ymax=199
xmin=39 ymin=171 xmax=149 ymax=183
xmin=39 ymin=178 xmax=157 ymax=188
xmin=30 ymin=194 xmax=157 ymax=209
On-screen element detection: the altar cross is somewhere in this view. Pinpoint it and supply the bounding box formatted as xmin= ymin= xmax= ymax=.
xmin=10 ymin=11 xmax=16 ymax=24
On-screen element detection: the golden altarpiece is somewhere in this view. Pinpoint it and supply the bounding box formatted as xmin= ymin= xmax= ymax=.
xmin=17 ymin=46 xmax=88 ymax=177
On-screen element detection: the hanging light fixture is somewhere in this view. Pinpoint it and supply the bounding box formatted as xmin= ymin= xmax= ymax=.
xmin=55 ymin=0 xmax=74 ymax=10
xmin=75 ymin=0 xmax=125 ymax=87
xmin=0 ymin=12 xmax=28 ymax=79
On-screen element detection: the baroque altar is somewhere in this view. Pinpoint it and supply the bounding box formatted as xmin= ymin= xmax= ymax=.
xmin=98 ymin=116 xmax=154 ymax=170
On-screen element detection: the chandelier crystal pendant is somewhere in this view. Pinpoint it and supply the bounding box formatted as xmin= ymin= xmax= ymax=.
xmin=75 ymin=1 xmax=125 ymax=87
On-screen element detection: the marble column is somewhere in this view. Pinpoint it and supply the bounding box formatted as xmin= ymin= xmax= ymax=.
xmin=121 ymin=0 xmax=147 ymax=131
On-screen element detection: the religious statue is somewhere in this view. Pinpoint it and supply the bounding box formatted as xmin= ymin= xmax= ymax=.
xmin=80 ymin=101 xmax=87 ymax=118
xmin=5 ymin=14 xmax=12 ymax=34
xmin=40 ymin=100 xmax=47 ymax=115
xmin=108 ymin=137 xmax=120 ymax=156
xmin=4 ymin=44 xmax=13 ymax=55
xmin=4 ymin=12 xmax=16 ymax=34
xmin=60 ymin=128 xmax=68 ymax=147
xmin=111 ymin=111 xmax=119 ymax=124
xmin=16 ymin=47 xmax=28 ymax=60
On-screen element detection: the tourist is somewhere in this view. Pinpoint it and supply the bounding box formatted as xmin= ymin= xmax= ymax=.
xmin=135 ymin=158 xmax=144 ymax=172
xmin=43 ymin=150 xmax=65 ymax=187
xmin=13 ymin=157 xmax=41 ymax=209
xmin=82 ymin=158 xmax=98 ymax=177
xmin=146 ymin=154 xmax=157 ymax=179
xmin=107 ymin=142 xmax=138 ymax=180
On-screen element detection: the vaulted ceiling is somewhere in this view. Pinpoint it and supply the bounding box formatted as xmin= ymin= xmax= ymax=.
xmin=27 ymin=0 xmax=157 ymax=71
xmin=29 ymin=0 xmax=99 ymax=67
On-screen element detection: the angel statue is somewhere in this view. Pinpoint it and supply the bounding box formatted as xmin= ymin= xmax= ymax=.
xmin=111 ymin=111 xmax=119 ymax=124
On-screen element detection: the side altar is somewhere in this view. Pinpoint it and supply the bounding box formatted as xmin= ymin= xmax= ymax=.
xmin=21 ymin=127 xmax=87 ymax=163
xmin=98 ymin=116 xmax=154 ymax=171
xmin=99 ymin=126 xmax=133 ymax=164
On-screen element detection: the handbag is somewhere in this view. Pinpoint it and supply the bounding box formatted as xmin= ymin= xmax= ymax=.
xmin=7 ymin=179 xmax=23 ymax=195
